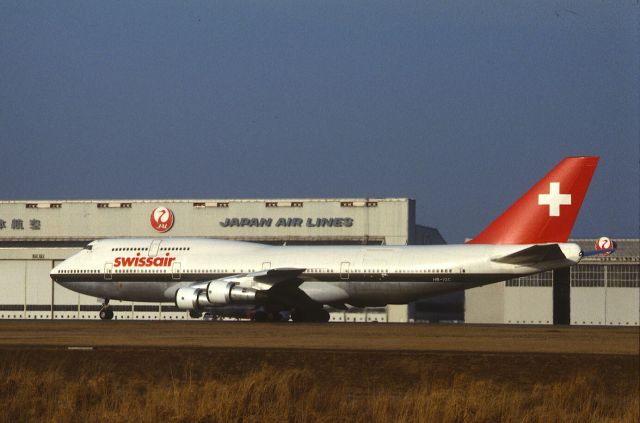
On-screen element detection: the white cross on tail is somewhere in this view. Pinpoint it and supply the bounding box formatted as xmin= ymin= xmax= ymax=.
xmin=538 ymin=182 xmax=571 ymax=216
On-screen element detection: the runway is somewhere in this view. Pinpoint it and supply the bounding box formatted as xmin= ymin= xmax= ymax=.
xmin=0 ymin=321 xmax=637 ymax=354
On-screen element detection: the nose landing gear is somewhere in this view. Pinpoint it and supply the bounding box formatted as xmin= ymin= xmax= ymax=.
xmin=99 ymin=300 xmax=114 ymax=320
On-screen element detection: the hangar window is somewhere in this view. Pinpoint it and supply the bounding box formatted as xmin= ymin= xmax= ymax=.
xmin=607 ymin=264 xmax=639 ymax=288
xmin=50 ymin=203 xmax=62 ymax=208
xmin=97 ymin=203 xmax=109 ymax=208
xmin=291 ymin=202 xmax=303 ymax=207
xmin=366 ymin=201 xmax=378 ymax=207
xmin=340 ymin=202 xmax=353 ymax=207
xmin=26 ymin=203 xmax=38 ymax=209
xmin=120 ymin=203 xmax=132 ymax=208
xmin=266 ymin=202 xmax=278 ymax=207
xmin=217 ymin=202 xmax=229 ymax=208
xmin=507 ymin=271 xmax=553 ymax=287
xmin=571 ymin=265 xmax=604 ymax=287
xmin=193 ymin=202 xmax=206 ymax=208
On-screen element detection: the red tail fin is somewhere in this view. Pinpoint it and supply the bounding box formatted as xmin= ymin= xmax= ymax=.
xmin=469 ymin=156 xmax=599 ymax=244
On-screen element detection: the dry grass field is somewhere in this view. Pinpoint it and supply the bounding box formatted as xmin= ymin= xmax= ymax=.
xmin=0 ymin=322 xmax=637 ymax=422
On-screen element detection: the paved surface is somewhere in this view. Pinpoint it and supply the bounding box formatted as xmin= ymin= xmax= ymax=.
xmin=0 ymin=321 xmax=637 ymax=354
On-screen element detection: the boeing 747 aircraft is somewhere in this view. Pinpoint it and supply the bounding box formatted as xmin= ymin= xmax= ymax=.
xmin=50 ymin=156 xmax=603 ymax=322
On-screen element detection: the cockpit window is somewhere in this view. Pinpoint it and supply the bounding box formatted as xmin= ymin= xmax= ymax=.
xmin=83 ymin=245 xmax=93 ymax=251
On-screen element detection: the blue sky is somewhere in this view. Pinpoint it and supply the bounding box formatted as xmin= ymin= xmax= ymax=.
xmin=1 ymin=1 xmax=638 ymax=243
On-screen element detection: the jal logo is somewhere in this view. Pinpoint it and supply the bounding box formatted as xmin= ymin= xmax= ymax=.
xmin=595 ymin=237 xmax=615 ymax=256
xmin=150 ymin=207 xmax=174 ymax=233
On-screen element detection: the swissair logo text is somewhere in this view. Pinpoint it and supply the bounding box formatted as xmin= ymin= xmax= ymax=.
xmin=114 ymin=252 xmax=176 ymax=268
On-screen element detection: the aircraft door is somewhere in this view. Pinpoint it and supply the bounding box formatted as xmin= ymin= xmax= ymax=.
xmin=149 ymin=240 xmax=162 ymax=257
xmin=172 ymin=262 xmax=181 ymax=280
xmin=340 ymin=262 xmax=350 ymax=280
xmin=104 ymin=263 xmax=113 ymax=281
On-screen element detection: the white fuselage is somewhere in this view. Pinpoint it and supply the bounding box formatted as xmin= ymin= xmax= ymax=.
xmin=50 ymin=238 xmax=582 ymax=307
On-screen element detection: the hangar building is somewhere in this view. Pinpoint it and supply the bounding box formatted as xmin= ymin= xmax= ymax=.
xmin=0 ymin=198 xmax=444 ymax=322
xmin=465 ymin=239 xmax=639 ymax=326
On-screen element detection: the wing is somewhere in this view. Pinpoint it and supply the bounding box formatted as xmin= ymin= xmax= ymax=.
xmin=255 ymin=268 xmax=322 ymax=310
xmin=254 ymin=267 xmax=307 ymax=286
xmin=491 ymin=244 xmax=567 ymax=266
xmin=187 ymin=267 xmax=320 ymax=310
xmin=187 ymin=267 xmax=306 ymax=290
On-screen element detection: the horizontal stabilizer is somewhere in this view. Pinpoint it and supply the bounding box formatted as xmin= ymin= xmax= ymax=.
xmin=492 ymin=244 xmax=566 ymax=266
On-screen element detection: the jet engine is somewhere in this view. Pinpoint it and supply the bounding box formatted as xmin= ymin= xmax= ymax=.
xmin=175 ymin=287 xmax=210 ymax=310
xmin=175 ymin=281 xmax=263 ymax=311
xmin=207 ymin=280 xmax=258 ymax=305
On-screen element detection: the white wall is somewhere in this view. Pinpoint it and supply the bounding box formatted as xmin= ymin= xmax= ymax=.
xmin=571 ymin=288 xmax=606 ymax=325
xmin=464 ymin=282 xmax=505 ymax=324
xmin=0 ymin=261 xmax=26 ymax=319
xmin=605 ymin=288 xmax=639 ymax=326
xmin=504 ymin=287 xmax=553 ymax=325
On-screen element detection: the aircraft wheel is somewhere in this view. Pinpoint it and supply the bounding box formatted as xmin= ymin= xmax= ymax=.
xmin=189 ymin=310 xmax=202 ymax=319
xmin=99 ymin=309 xmax=114 ymax=320
xmin=203 ymin=312 xmax=217 ymax=321
xmin=290 ymin=309 xmax=329 ymax=323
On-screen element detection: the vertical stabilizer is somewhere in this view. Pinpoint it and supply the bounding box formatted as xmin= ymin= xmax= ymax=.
xmin=469 ymin=156 xmax=599 ymax=244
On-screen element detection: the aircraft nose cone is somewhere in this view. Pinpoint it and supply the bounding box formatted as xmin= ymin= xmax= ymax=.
xmin=50 ymin=262 xmax=64 ymax=278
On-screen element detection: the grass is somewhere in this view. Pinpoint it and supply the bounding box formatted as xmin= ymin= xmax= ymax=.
xmin=0 ymin=348 xmax=637 ymax=423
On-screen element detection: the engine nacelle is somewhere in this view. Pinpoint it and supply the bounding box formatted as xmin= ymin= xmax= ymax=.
xmin=175 ymin=287 xmax=201 ymax=310
xmin=175 ymin=282 xmax=263 ymax=311
xmin=207 ymin=280 xmax=258 ymax=305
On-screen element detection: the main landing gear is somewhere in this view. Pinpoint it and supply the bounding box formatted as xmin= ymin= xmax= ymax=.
xmin=251 ymin=308 xmax=330 ymax=323
xmin=253 ymin=310 xmax=285 ymax=322
xmin=290 ymin=308 xmax=330 ymax=323
xmin=99 ymin=299 xmax=114 ymax=320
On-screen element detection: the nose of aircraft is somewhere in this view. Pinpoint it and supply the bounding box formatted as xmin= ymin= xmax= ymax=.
xmin=50 ymin=256 xmax=71 ymax=276
xmin=50 ymin=261 xmax=62 ymax=279
xmin=49 ymin=249 xmax=83 ymax=279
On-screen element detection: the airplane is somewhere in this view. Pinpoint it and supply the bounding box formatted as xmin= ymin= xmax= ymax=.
xmin=50 ymin=156 xmax=602 ymax=322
